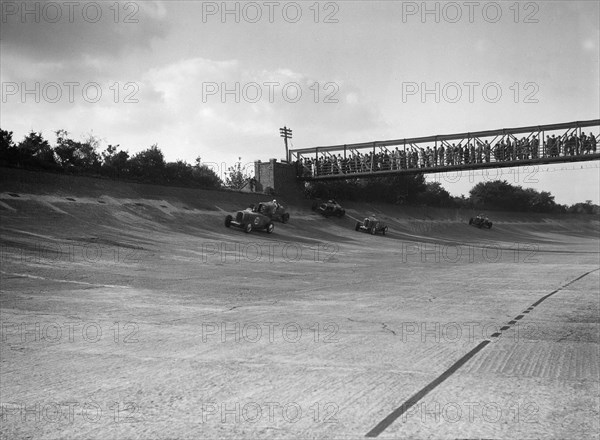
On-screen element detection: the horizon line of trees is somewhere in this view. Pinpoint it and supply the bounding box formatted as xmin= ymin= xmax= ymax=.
xmin=1 ymin=128 xmax=597 ymax=214
xmin=306 ymin=175 xmax=599 ymax=214
xmin=1 ymin=128 xmax=223 ymax=189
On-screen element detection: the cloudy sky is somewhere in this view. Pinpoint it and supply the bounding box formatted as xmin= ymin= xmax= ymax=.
xmin=1 ymin=1 xmax=598 ymax=203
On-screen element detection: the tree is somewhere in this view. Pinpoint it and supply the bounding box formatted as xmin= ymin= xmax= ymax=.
xmin=54 ymin=129 xmax=100 ymax=171
xmin=80 ymin=132 xmax=102 ymax=171
xmin=417 ymin=181 xmax=454 ymax=207
xmin=304 ymin=173 xmax=427 ymax=203
xmin=1 ymin=129 xmax=14 ymax=150
xmin=54 ymin=129 xmax=79 ymax=169
xmin=165 ymin=160 xmax=193 ymax=183
xmin=128 ymin=144 xmax=166 ymax=181
xmin=225 ymin=157 xmax=251 ymax=190
xmin=527 ymin=189 xmax=556 ymax=212
xmin=469 ymin=180 xmax=560 ymax=213
xmin=17 ymin=131 xmax=57 ymax=169
xmin=362 ymin=173 xmax=427 ymax=204
xmin=0 ymin=128 xmax=18 ymax=164
xmin=568 ymin=200 xmax=599 ymax=215
xmin=469 ymin=180 xmax=521 ymax=210
xmin=101 ymin=144 xmax=130 ymax=178
xmin=192 ymin=157 xmax=222 ymax=189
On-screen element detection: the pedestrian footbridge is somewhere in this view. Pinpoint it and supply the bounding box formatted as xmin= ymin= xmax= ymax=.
xmin=290 ymin=119 xmax=600 ymax=180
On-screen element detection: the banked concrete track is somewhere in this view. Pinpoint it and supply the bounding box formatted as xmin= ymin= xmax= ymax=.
xmin=1 ymin=168 xmax=598 ymax=440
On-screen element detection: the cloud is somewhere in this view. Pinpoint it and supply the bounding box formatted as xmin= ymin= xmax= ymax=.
xmin=1 ymin=1 xmax=169 ymax=62
xmin=136 ymin=58 xmax=386 ymax=157
xmin=582 ymin=38 xmax=597 ymax=51
xmin=1 ymin=53 xmax=386 ymax=171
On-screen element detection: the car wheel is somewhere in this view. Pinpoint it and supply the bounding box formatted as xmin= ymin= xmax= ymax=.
xmin=355 ymin=222 xmax=361 ymax=231
xmin=370 ymin=227 xmax=376 ymax=235
xmin=266 ymin=223 xmax=274 ymax=234
xmin=487 ymin=223 xmax=492 ymax=229
xmin=383 ymin=226 xmax=388 ymax=235
xmin=244 ymin=223 xmax=252 ymax=233
xmin=224 ymin=215 xmax=232 ymax=228
xmin=282 ymin=213 xmax=289 ymax=224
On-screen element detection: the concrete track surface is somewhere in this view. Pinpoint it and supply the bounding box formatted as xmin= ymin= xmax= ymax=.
xmin=1 ymin=169 xmax=599 ymax=440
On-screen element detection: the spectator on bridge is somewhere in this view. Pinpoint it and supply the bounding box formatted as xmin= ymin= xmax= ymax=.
xmin=392 ymin=147 xmax=399 ymax=170
xmin=475 ymin=142 xmax=482 ymax=163
xmin=517 ymin=138 xmax=524 ymax=160
xmin=295 ymin=130 xmax=598 ymax=178
xmin=484 ymin=141 xmax=491 ymax=162
xmin=576 ymin=134 xmax=583 ymax=155
xmin=531 ymin=136 xmax=539 ymax=159
xmin=567 ymin=134 xmax=576 ymax=156
xmin=361 ymin=153 xmax=368 ymax=172
xmin=589 ymin=132 xmax=597 ymax=153
xmin=552 ymin=135 xmax=559 ymax=157
xmin=509 ymin=138 xmax=517 ymax=161
xmin=558 ymin=135 xmax=567 ymax=157
xmin=462 ymin=144 xmax=469 ymax=164
xmin=425 ymin=146 xmax=432 ymax=167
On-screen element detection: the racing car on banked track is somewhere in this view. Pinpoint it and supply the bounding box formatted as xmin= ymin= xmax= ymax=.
xmin=355 ymin=216 xmax=388 ymax=235
xmin=225 ymin=208 xmax=274 ymax=234
xmin=469 ymin=213 xmax=493 ymax=229
xmin=249 ymin=200 xmax=290 ymax=223
xmin=312 ymin=199 xmax=345 ymax=218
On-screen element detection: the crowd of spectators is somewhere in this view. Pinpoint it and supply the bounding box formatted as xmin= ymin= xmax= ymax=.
xmin=296 ymin=132 xmax=598 ymax=177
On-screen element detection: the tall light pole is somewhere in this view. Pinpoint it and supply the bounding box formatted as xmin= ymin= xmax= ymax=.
xmin=279 ymin=126 xmax=292 ymax=162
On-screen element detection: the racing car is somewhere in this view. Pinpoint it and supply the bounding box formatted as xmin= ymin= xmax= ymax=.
xmin=355 ymin=216 xmax=388 ymax=235
xmin=249 ymin=200 xmax=290 ymax=223
xmin=225 ymin=208 xmax=274 ymax=233
xmin=312 ymin=199 xmax=345 ymax=218
xmin=469 ymin=214 xmax=493 ymax=229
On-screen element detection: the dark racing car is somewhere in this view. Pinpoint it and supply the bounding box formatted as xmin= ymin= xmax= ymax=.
xmin=469 ymin=214 xmax=493 ymax=229
xmin=225 ymin=208 xmax=274 ymax=234
xmin=249 ymin=200 xmax=290 ymax=223
xmin=355 ymin=216 xmax=388 ymax=235
xmin=312 ymin=199 xmax=345 ymax=218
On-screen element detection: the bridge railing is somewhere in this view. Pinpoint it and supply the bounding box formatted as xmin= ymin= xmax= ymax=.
xmin=290 ymin=119 xmax=600 ymax=180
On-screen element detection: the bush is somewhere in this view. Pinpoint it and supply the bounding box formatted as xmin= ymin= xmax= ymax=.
xmin=0 ymin=127 xmax=223 ymax=190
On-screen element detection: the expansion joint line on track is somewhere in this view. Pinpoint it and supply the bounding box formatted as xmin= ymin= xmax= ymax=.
xmin=0 ymin=271 xmax=130 ymax=289
xmin=364 ymin=267 xmax=600 ymax=438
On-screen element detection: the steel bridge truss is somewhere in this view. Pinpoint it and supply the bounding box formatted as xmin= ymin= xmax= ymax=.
xmin=290 ymin=119 xmax=600 ymax=180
